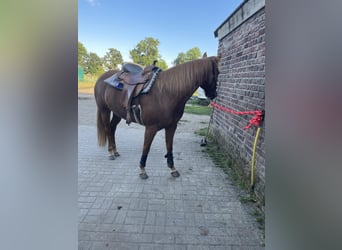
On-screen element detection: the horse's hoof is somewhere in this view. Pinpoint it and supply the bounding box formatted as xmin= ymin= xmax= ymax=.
xmin=171 ymin=170 xmax=180 ymax=178
xmin=108 ymin=155 xmax=115 ymax=160
xmin=139 ymin=173 xmax=149 ymax=179
xmin=200 ymin=138 xmax=207 ymax=146
xmin=114 ymin=152 xmax=120 ymax=157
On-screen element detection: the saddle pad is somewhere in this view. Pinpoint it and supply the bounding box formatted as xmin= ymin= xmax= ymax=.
xmin=104 ymin=73 xmax=124 ymax=90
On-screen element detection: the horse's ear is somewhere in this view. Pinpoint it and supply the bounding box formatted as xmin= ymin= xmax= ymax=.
xmin=202 ymin=52 xmax=207 ymax=58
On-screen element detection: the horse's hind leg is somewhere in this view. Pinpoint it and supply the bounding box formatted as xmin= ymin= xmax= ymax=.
xmin=110 ymin=113 xmax=121 ymax=157
xmin=165 ymin=123 xmax=180 ymax=177
xmin=98 ymin=109 xmax=117 ymax=160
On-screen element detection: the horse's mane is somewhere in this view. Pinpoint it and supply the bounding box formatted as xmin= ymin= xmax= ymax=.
xmin=156 ymin=57 xmax=217 ymax=99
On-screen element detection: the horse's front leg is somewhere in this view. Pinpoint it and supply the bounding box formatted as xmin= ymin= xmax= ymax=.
xmin=139 ymin=126 xmax=158 ymax=179
xmin=165 ymin=123 xmax=180 ymax=177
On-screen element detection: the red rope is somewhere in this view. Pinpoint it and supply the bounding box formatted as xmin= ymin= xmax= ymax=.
xmin=210 ymin=102 xmax=263 ymax=130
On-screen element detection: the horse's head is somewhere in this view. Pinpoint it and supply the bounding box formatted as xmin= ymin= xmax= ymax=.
xmin=200 ymin=54 xmax=220 ymax=100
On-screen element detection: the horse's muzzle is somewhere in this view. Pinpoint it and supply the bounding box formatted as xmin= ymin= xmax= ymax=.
xmin=208 ymin=91 xmax=217 ymax=100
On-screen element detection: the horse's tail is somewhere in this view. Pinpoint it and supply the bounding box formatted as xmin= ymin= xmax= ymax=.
xmin=96 ymin=109 xmax=107 ymax=147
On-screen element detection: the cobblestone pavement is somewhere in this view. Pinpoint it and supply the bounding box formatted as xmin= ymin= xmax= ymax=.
xmin=78 ymin=94 xmax=264 ymax=250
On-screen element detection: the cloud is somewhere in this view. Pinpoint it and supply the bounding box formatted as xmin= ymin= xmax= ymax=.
xmin=86 ymin=0 xmax=100 ymax=6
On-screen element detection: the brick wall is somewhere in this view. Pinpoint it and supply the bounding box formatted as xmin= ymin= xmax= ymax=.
xmin=212 ymin=1 xmax=265 ymax=204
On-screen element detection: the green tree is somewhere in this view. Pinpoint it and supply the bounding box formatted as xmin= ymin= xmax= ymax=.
xmin=185 ymin=47 xmax=202 ymax=61
xmin=78 ymin=41 xmax=88 ymax=68
xmin=129 ymin=37 xmax=161 ymax=66
xmin=86 ymin=52 xmax=104 ymax=75
xmin=155 ymin=59 xmax=168 ymax=70
xmin=103 ymin=48 xmax=123 ymax=70
xmin=172 ymin=47 xmax=202 ymax=65
xmin=172 ymin=52 xmax=186 ymax=65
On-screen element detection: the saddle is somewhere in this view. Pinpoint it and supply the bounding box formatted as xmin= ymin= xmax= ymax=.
xmin=119 ymin=63 xmax=155 ymax=85
xmin=104 ymin=60 xmax=161 ymax=124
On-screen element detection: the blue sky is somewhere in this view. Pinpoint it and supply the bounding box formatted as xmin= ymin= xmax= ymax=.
xmin=78 ymin=0 xmax=242 ymax=67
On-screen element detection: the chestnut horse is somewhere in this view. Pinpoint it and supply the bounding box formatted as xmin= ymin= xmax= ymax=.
xmin=94 ymin=54 xmax=220 ymax=179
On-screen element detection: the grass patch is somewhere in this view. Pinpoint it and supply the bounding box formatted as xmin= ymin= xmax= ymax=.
xmin=253 ymin=209 xmax=265 ymax=230
xmin=240 ymin=194 xmax=257 ymax=203
xmin=184 ymin=105 xmax=212 ymax=116
xmin=187 ymin=97 xmax=210 ymax=106
xmin=195 ymin=127 xmax=208 ymax=137
xmin=78 ymin=81 xmax=95 ymax=89
xmin=201 ymin=139 xmax=244 ymax=181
